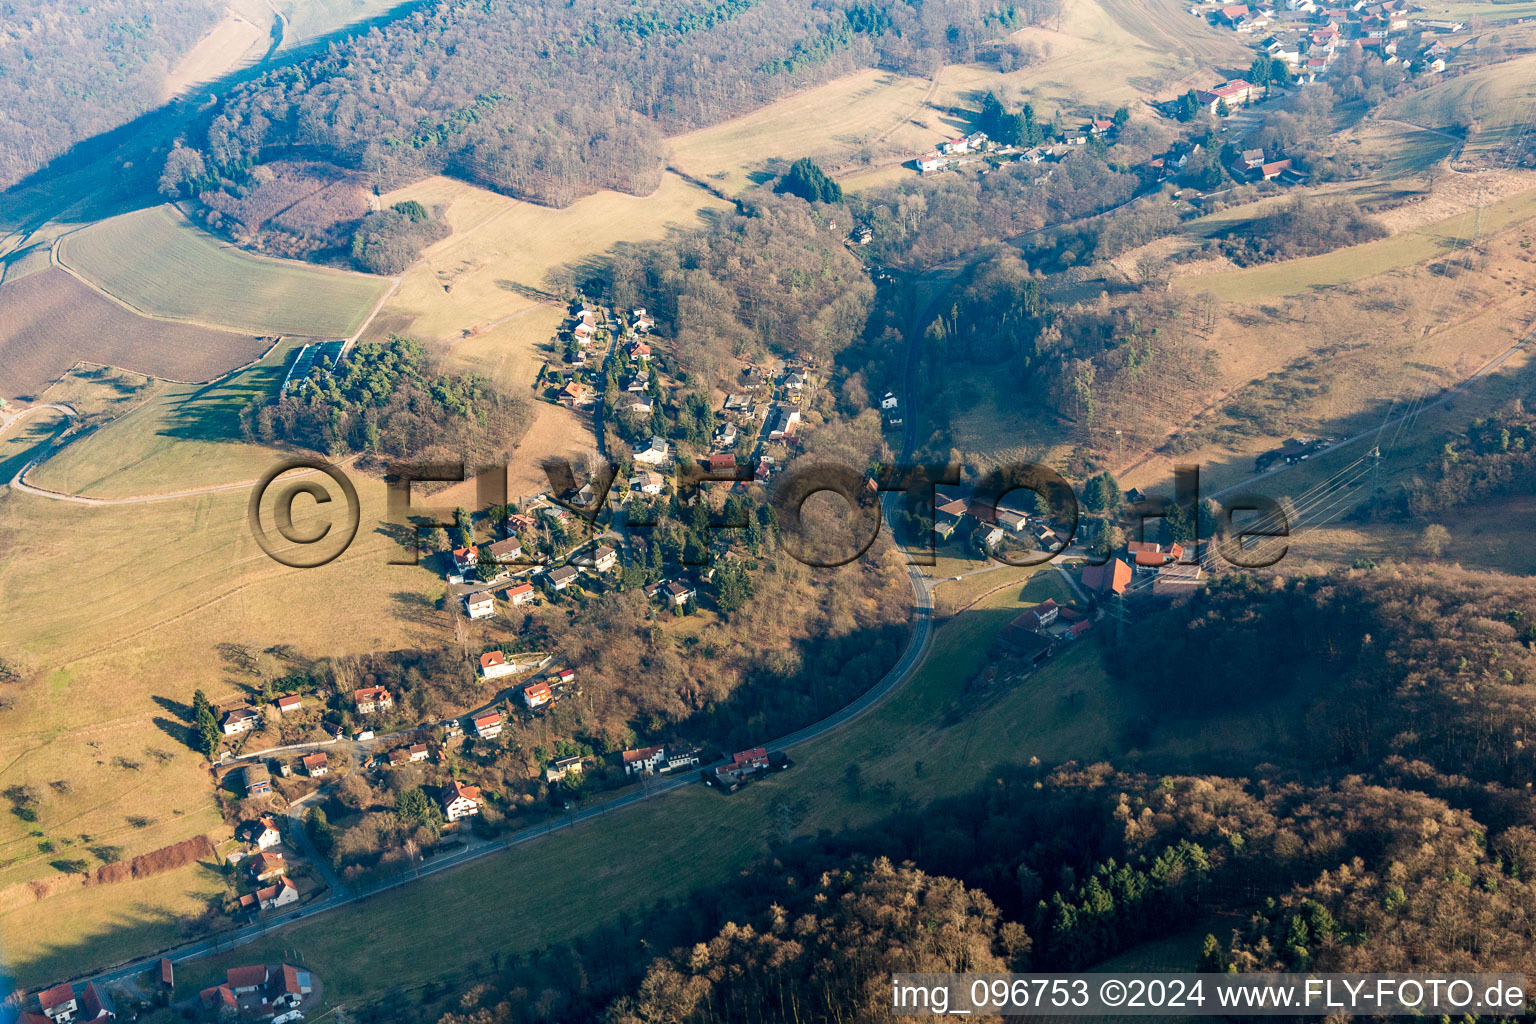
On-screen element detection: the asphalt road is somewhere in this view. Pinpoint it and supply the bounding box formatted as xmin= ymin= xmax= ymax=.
xmin=52 ymin=263 xmax=951 ymax=1001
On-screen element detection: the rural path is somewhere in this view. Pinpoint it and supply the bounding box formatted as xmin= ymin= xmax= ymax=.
xmin=49 ymin=262 xmax=953 ymax=1003
xmin=0 ymin=402 xmax=75 ymax=432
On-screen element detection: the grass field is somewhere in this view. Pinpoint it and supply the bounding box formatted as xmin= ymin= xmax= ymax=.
xmin=0 ymin=268 xmax=268 ymax=402
xmin=163 ymin=14 xmax=268 ymax=99
xmin=0 ymin=463 xmax=454 ymax=984
xmin=24 ymin=338 xmax=304 ymax=498
xmin=372 ymin=173 xmax=729 ymax=344
xmin=1382 ymin=53 xmax=1536 ymax=163
xmin=56 ymin=206 xmax=389 ymax=338
xmin=1172 ymin=187 xmax=1536 ymax=302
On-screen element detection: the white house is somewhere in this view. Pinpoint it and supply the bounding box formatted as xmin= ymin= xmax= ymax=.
xmin=546 ymin=565 xmax=579 ymax=591
xmin=251 ymin=816 xmax=281 ymax=851
xmin=354 ymin=686 xmax=393 ymax=714
xmin=637 ymin=471 xmax=666 ymax=495
xmin=504 ymin=582 xmax=536 ymax=606
xmin=633 ymin=437 xmax=672 ymax=466
xmin=590 ymin=544 xmax=618 ymax=572
xmin=441 ymin=781 xmax=482 ymax=822
xmin=881 ymin=391 xmax=899 ymax=410
xmin=622 ymin=745 xmax=666 ymax=776
xmin=222 ymin=707 xmax=260 ymax=735
xmin=472 ymin=711 xmax=503 ymax=739
xmin=465 ymin=591 xmax=495 ymax=619
xmin=664 ymin=581 xmax=697 ymax=608
xmin=302 ymin=752 xmax=328 ymax=776
xmin=480 ymin=650 xmax=517 ymax=680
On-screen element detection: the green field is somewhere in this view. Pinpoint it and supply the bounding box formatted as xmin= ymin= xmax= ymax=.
xmin=56 ymin=206 xmax=388 ymax=338
xmin=1382 ymin=52 xmax=1536 ymax=160
xmin=178 ymin=571 xmax=1168 ymax=1006
xmin=26 ymin=340 xmax=303 ymax=498
xmin=1175 ymin=187 xmax=1536 ymax=302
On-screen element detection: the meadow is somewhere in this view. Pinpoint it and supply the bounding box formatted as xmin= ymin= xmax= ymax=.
xmin=1381 ymin=52 xmax=1536 ymax=164
xmin=0 ymin=269 xmax=268 ymax=402
xmin=56 ymin=206 xmax=389 ymax=338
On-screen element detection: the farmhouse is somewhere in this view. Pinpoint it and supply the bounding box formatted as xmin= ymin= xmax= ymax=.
xmin=480 ymin=650 xmax=518 ymax=680
xmin=1197 ymin=79 xmax=1253 ymax=113
xmin=504 ymin=582 xmax=536 ymax=606
xmin=441 ymin=781 xmax=482 ymax=822
xmin=465 ymin=590 xmax=495 ymax=619
xmin=473 ymin=711 xmax=503 ymax=739
xmin=222 ymin=706 xmax=260 ymax=735
xmin=523 ymin=680 xmax=553 ymax=710
xmin=1082 ymin=558 xmax=1133 ymax=596
xmin=1017 ymin=600 xmax=1060 ymax=631
xmin=302 ymin=752 xmax=328 ymax=776
xmin=354 ymin=686 xmax=393 ymax=713
xmin=240 ymin=876 xmax=299 ymax=912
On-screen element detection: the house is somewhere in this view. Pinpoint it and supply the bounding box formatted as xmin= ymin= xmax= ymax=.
xmin=754 ymin=458 xmax=774 ymax=484
xmin=707 ymin=453 xmax=737 ymax=475
xmin=1018 ymin=599 xmax=1060 ymax=631
xmin=485 ymin=537 xmax=523 ymax=563
xmin=1090 ymin=117 xmax=1115 ymax=134
xmin=631 ymin=309 xmax=655 ymax=332
xmin=274 ymin=694 xmax=302 ymax=714
xmin=590 ymin=544 xmax=618 ymax=571
xmin=1259 ymin=158 xmax=1293 ymax=180
xmin=637 ymin=470 xmax=666 ymax=495
xmin=881 ymin=391 xmax=899 ymax=411
xmin=276 ymin=965 xmax=313 ymax=1008
xmin=240 ymin=877 xmax=299 ymax=912
xmin=664 ymin=580 xmax=696 ymax=607
xmin=480 ymin=650 xmax=518 ymax=680
xmin=354 ymin=686 xmax=393 ymax=713
xmin=1127 ymin=540 xmax=1169 ymax=568
xmin=441 ymin=780 xmax=482 ymax=822
xmin=250 ymin=852 xmax=286 ymax=882
xmin=545 ymin=565 xmax=579 ymax=591
xmin=246 ymin=816 xmax=281 ymax=850
xmin=240 ymin=764 xmax=272 ymax=796
xmin=633 ymin=436 xmax=671 ymax=466
xmin=1154 ymin=563 xmax=1205 ymax=598
xmin=504 ymin=582 xmax=536 ymax=606
xmin=996 ymin=508 xmax=1029 ymax=533
xmin=302 ymin=752 xmax=328 ymax=776
xmin=1237 ymin=147 xmax=1265 ymax=171
xmin=995 ymin=615 xmax=1055 ymax=665
xmin=558 ymin=381 xmax=587 ymax=407
xmin=714 ymin=421 xmax=738 ymax=447
xmin=452 ymin=546 xmax=479 ymax=573
xmin=664 ymin=747 xmax=703 ymax=772
xmin=1031 ymin=522 xmax=1058 ymax=547
xmin=37 ymin=983 xmax=77 ymax=1022
xmin=783 ymin=371 xmax=806 ymax=391
xmin=628 ymin=340 xmax=652 ymax=362
xmin=917 ymin=156 xmax=947 ymax=174
xmin=622 ymin=744 xmax=666 ymax=776
xmin=767 ymin=405 xmax=801 ymax=440
xmin=507 ymin=512 xmax=537 ymax=535
xmin=545 ymin=755 xmax=585 ymax=783
xmin=228 ymin=965 xmax=269 ymax=995
xmin=1218 ymin=2 xmax=1250 ymax=23
xmin=523 ymin=679 xmax=553 ymax=710
xmin=158 ymin=958 xmax=174 ymax=992
xmin=465 ymin=590 xmax=495 ymax=619
xmin=1197 ymin=78 xmax=1253 ymax=113
xmin=1082 ymin=558 xmax=1133 ymax=596
xmin=472 ymin=711 xmax=503 ymax=739
xmin=221 ymin=706 xmax=260 ymax=736
xmin=626 ymin=373 xmax=648 ymax=393
xmin=732 ymin=747 xmax=771 ymax=770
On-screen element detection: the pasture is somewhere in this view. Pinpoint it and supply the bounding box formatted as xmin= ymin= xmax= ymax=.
xmin=1381 ymin=52 xmax=1536 ymax=164
xmin=24 ymin=339 xmax=301 ymax=498
xmin=163 ymin=14 xmax=268 ymax=99
xmin=0 ymin=268 xmax=268 ymax=402
xmin=0 ymin=465 xmax=453 ymax=988
xmin=1171 ymin=187 xmax=1536 ymax=302
xmin=374 ymin=173 xmax=730 ymax=344
xmin=56 ymin=206 xmax=389 ymax=338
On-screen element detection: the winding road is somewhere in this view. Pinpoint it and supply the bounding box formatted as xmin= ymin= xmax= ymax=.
xmin=46 ymin=265 xmax=949 ymax=1002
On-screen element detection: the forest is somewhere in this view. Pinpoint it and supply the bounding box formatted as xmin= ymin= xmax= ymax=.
xmin=177 ymin=0 xmax=1021 ymax=220
xmin=1363 ymin=401 xmax=1536 ymax=521
xmin=240 ymin=335 xmax=533 ymax=466
xmin=374 ymin=566 xmax=1536 ymax=1024
xmin=0 ymin=0 xmax=220 ymax=190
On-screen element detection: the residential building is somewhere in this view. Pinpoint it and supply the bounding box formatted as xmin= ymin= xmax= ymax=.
xmin=240 ymin=877 xmax=299 ymax=912
xmin=485 ymin=537 xmax=523 ymax=563
xmin=274 ymin=694 xmax=302 ymax=714
xmin=622 ymin=744 xmax=666 ymax=775
xmin=590 ymin=544 xmax=618 ymax=571
xmin=480 ymin=650 xmax=517 ymax=680
xmin=557 ymin=667 xmax=576 ymax=685
xmin=664 ymin=580 xmax=696 ymax=607
xmin=633 ymin=436 xmax=672 ymax=466
xmin=473 ymin=711 xmax=503 ymax=739
xmin=452 ymin=546 xmax=479 ymax=573
xmin=545 ymin=565 xmax=580 ymax=591
xmin=302 ymin=752 xmax=328 ymax=777
xmin=637 ymin=471 xmax=666 ymax=495
xmin=37 ymin=983 xmax=77 ymax=1022
xmin=465 ymin=590 xmax=495 ymax=619
xmin=250 ymin=852 xmax=286 ymax=882
xmin=240 ymin=764 xmax=272 ymax=797
xmin=523 ymin=680 xmax=553 ymax=710
xmin=441 ymin=781 xmax=482 ymax=822
xmin=222 ymin=706 xmax=260 ymax=735
xmin=1017 ymin=599 xmax=1060 ymax=631
xmin=504 ymin=582 xmax=536 ymax=606
xmin=354 ymin=686 xmax=393 ymax=713
xmin=247 ymin=817 xmax=281 ymax=850
xmin=545 ymin=755 xmax=585 ymax=783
